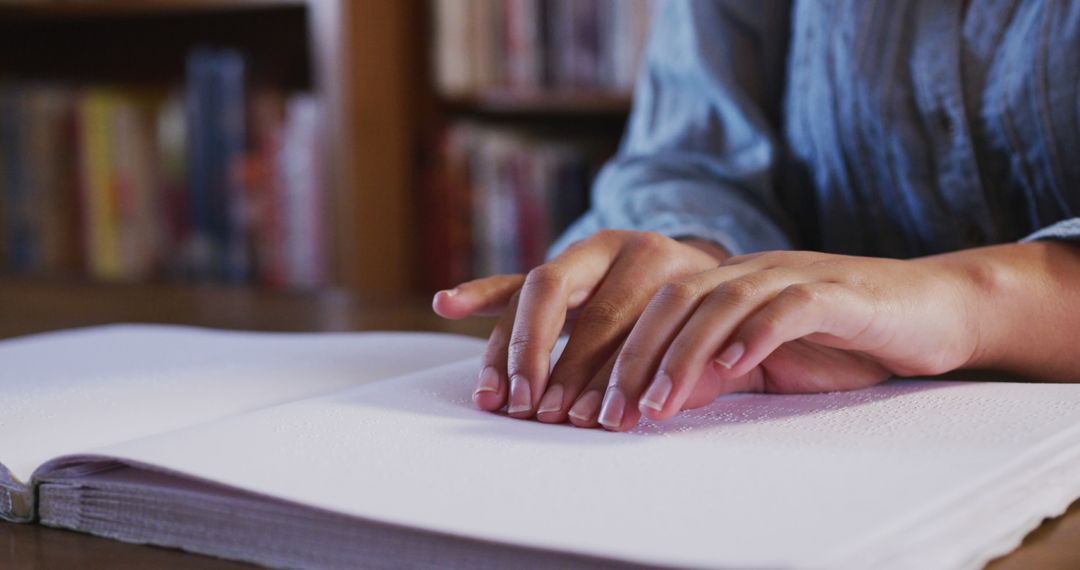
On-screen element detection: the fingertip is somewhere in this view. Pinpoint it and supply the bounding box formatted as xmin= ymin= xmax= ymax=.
xmin=714 ymin=340 xmax=746 ymax=371
xmin=433 ymin=288 xmax=472 ymax=319
xmin=618 ymin=408 xmax=642 ymax=432
xmin=567 ymin=390 xmax=602 ymax=428
xmin=637 ymin=400 xmax=664 ymax=422
xmin=535 ymin=384 xmax=566 ymax=423
xmin=636 ymin=371 xmax=674 ymax=421
xmin=535 ymin=410 xmax=564 ymax=423
xmin=505 ymin=375 xmax=536 ymax=418
xmin=472 ymin=390 xmax=505 ymax=412
xmin=472 ymin=365 xmax=506 ymax=411
xmin=568 ymin=415 xmax=599 ymax=429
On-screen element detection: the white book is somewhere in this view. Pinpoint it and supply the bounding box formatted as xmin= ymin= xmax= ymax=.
xmin=4 ymin=324 xmax=1080 ymax=569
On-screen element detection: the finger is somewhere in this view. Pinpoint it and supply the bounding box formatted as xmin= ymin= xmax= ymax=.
xmin=566 ymin=348 xmax=620 ymax=428
xmin=433 ymin=274 xmax=526 ymax=319
xmin=473 ymin=291 xmax=520 ymax=412
xmin=504 ymin=241 xmax=622 ymax=418
xmin=601 ymin=264 xmax=761 ymax=429
xmin=714 ymin=282 xmax=873 ymax=380
xmin=646 ymin=268 xmax=802 ymax=421
xmin=535 ymin=246 xmax=674 ymax=423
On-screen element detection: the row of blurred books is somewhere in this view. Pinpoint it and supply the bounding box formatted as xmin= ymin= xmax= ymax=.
xmin=424 ymin=122 xmax=614 ymax=290
xmin=432 ymin=0 xmax=654 ymax=97
xmin=0 ymin=49 xmax=328 ymax=289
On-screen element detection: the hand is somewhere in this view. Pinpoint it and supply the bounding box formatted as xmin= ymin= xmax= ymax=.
xmin=601 ymin=250 xmax=982 ymax=431
xmin=432 ymin=230 xmax=727 ymax=426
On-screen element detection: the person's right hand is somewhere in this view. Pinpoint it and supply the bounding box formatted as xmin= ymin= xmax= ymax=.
xmin=432 ymin=229 xmax=728 ymax=427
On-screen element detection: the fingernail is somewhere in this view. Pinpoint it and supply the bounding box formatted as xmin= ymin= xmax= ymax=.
xmin=715 ymin=341 xmax=746 ymax=369
xmin=568 ymin=390 xmax=602 ymax=423
xmin=537 ymin=384 xmax=564 ymax=415
xmin=442 ymin=288 xmax=459 ymax=297
xmin=475 ymin=367 xmax=500 ymax=394
xmin=507 ymin=375 xmax=532 ymax=415
xmin=639 ymin=373 xmax=672 ymax=413
xmin=598 ymin=386 xmax=626 ymax=430
xmin=472 ymin=367 xmax=501 ymax=406
xmin=567 ymin=290 xmax=588 ymax=306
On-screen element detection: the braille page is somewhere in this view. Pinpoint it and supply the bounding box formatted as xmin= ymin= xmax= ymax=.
xmin=0 ymin=325 xmax=485 ymax=484
xmin=69 ymin=357 xmax=1080 ymax=569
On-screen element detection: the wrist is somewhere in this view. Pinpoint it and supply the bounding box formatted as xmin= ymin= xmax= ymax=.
xmin=915 ymin=242 xmax=1070 ymax=373
xmin=914 ymin=246 xmax=1014 ymax=371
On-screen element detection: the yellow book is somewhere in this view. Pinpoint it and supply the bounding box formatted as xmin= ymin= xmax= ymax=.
xmin=77 ymin=90 xmax=121 ymax=280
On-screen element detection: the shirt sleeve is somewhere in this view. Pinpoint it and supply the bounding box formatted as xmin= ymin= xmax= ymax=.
xmin=549 ymin=0 xmax=795 ymax=258
xmin=1020 ymin=218 xmax=1080 ymax=243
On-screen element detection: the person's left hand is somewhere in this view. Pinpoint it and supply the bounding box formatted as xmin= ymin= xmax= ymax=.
xmin=599 ymin=249 xmax=984 ymax=431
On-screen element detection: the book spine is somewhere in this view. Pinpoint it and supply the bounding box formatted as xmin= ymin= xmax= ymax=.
xmin=77 ymin=90 xmax=122 ymax=281
xmin=2 ymin=86 xmax=36 ymax=272
xmin=504 ymin=0 xmax=542 ymax=91
xmin=470 ymin=0 xmax=497 ymax=91
xmin=432 ymin=0 xmax=472 ymax=97
xmin=186 ymin=48 xmax=250 ymax=283
xmin=279 ymin=95 xmax=326 ymax=289
xmin=218 ymin=51 xmax=250 ymax=284
xmin=0 ymin=86 xmax=15 ymax=271
xmin=156 ymin=93 xmax=189 ymax=279
xmin=35 ymin=88 xmax=80 ymax=275
xmin=571 ymin=0 xmax=601 ymax=89
xmin=244 ymin=89 xmax=285 ymax=287
xmin=186 ymin=49 xmax=216 ymax=280
xmin=0 ymin=87 xmax=7 ymax=270
xmin=110 ymin=94 xmax=163 ymax=280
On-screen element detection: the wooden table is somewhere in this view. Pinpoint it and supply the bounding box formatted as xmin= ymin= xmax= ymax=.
xmin=1 ymin=277 xmax=1078 ymax=569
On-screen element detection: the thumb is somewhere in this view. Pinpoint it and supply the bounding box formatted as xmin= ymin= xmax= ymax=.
xmin=432 ymin=274 xmax=526 ymax=319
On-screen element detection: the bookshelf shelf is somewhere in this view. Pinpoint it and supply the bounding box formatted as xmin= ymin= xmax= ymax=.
xmin=441 ymin=91 xmax=632 ymax=117
xmin=0 ymin=275 xmax=493 ymax=340
xmin=0 ymin=0 xmax=306 ymax=18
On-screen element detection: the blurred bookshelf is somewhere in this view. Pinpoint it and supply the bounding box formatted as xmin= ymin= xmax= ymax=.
xmin=0 ymin=0 xmax=653 ymax=306
xmin=420 ymin=0 xmax=652 ymax=291
xmin=0 ymin=0 xmax=420 ymax=297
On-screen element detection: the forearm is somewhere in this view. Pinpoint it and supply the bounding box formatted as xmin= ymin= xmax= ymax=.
xmin=919 ymin=241 xmax=1080 ymax=380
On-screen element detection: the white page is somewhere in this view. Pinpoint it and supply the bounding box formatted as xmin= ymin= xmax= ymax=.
xmin=0 ymin=325 xmax=485 ymax=483
xmin=65 ymin=356 xmax=1080 ymax=569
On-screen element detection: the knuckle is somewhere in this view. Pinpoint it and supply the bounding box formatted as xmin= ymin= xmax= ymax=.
xmin=523 ymin=265 xmax=565 ymax=292
xmin=614 ymin=342 xmax=650 ymax=372
xmin=579 ymin=298 xmax=626 ymax=328
xmin=505 ymin=334 xmax=534 ymax=363
xmin=779 ymin=283 xmax=819 ymax=306
xmin=630 ymin=231 xmax=670 ymax=251
xmin=654 ymin=280 xmax=700 ymax=305
xmin=720 ymin=254 xmax=749 ymax=267
xmin=747 ymin=313 xmax=784 ymax=342
xmin=710 ymin=279 xmax=759 ymax=306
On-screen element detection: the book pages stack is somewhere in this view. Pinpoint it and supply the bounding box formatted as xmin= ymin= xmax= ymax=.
xmin=4 ymin=325 xmax=1080 ymax=569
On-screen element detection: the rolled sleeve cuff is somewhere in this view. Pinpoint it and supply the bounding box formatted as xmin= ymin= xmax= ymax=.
xmin=1020 ymin=218 xmax=1080 ymax=243
xmin=548 ymin=181 xmax=793 ymax=259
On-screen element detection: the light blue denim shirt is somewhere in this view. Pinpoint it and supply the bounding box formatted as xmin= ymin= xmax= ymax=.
xmin=552 ymin=0 xmax=1080 ymax=258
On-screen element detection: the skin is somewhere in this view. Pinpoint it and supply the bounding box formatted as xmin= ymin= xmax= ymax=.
xmin=433 ymin=229 xmax=1080 ymax=432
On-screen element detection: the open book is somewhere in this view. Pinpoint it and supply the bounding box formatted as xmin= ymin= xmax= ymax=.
xmin=4 ymin=324 xmax=1080 ymax=569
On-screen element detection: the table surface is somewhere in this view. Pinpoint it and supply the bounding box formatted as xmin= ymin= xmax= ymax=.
xmin=1 ymin=276 xmax=1079 ymax=569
